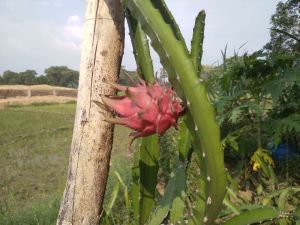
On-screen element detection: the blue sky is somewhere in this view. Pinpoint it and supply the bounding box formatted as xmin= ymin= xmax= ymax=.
xmin=0 ymin=0 xmax=283 ymax=75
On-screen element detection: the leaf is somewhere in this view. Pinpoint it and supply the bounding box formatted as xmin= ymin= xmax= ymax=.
xmin=269 ymin=113 xmax=300 ymax=146
xmin=271 ymin=28 xmax=300 ymax=42
xmin=262 ymin=67 xmax=300 ymax=102
xmin=250 ymin=148 xmax=275 ymax=174
xmin=228 ymin=107 xmax=243 ymax=123
xmin=147 ymin=159 xmax=187 ymax=225
xmin=221 ymin=134 xmax=239 ymax=152
xmin=115 ymin=171 xmax=131 ymax=211
xmin=105 ymin=182 xmax=120 ymax=217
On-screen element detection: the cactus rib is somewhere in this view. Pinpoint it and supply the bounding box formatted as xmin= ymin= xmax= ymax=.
xmin=186 ymin=114 xmax=208 ymax=225
xmin=126 ymin=10 xmax=155 ymax=83
xmin=151 ymin=0 xmax=188 ymax=53
xmin=190 ymin=10 xmax=206 ymax=75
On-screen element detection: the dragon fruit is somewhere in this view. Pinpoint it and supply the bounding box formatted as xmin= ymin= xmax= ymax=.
xmin=101 ymin=79 xmax=184 ymax=141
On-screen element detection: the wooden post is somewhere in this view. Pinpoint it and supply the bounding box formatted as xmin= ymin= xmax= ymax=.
xmin=56 ymin=0 xmax=124 ymax=224
xmin=27 ymin=88 xmax=31 ymax=97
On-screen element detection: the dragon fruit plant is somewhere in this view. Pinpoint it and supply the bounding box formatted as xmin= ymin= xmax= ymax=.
xmin=100 ymin=1 xmax=282 ymax=225
xmin=118 ymin=1 xmax=227 ymax=224
xmin=102 ymin=80 xmax=184 ymax=143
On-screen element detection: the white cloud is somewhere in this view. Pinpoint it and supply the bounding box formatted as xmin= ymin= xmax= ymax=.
xmin=67 ymin=15 xmax=81 ymax=24
xmin=64 ymin=25 xmax=83 ymax=40
xmin=52 ymin=14 xmax=83 ymax=53
xmin=63 ymin=15 xmax=83 ymax=40
xmin=0 ymin=15 xmax=82 ymax=74
xmin=54 ymin=38 xmax=81 ymax=50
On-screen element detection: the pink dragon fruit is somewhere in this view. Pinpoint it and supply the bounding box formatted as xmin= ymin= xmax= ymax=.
xmin=101 ymin=79 xmax=184 ymax=141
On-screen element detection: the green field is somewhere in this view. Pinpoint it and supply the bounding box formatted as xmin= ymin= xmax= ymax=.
xmin=0 ymin=103 xmax=132 ymax=225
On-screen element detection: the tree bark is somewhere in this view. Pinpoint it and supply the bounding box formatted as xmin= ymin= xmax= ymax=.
xmin=56 ymin=0 xmax=124 ymax=224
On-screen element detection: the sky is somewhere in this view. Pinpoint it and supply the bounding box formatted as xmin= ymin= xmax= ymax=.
xmin=0 ymin=0 xmax=283 ymax=75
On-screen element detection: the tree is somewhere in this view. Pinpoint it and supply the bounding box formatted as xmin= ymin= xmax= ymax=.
xmin=1 ymin=70 xmax=38 ymax=85
xmin=265 ymin=0 xmax=300 ymax=54
xmin=119 ymin=66 xmax=139 ymax=85
xmin=45 ymin=66 xmax=79 ymax=87
xmin=2 ymin=70 xmax=19 ymax=84
xmin=18 ymin=70 xmax=37 ymax=85
xmin=56 ymin=0 xmax=124 ymax=224
xmin=35 ymin=75 xmax=48 ymax=84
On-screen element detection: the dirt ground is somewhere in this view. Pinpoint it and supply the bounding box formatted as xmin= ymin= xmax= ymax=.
xmin=0 ymin=84 xmax=75 ymax=90
xmin=0 ymin=96 xmax=77 ymax=107
xmin=0 ymin=85 xmax=77 ymax=107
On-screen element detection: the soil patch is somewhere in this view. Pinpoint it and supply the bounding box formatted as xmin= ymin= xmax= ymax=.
xmin=0 ymin=96 xmax=76 ymax=107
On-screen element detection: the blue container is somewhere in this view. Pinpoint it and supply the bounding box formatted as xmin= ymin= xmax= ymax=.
xmin=271 ymin=143 xmax=297 ymax=160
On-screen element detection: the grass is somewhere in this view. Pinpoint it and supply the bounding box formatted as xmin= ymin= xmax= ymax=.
xmin=0 ymin=102 xmax=132 ymax=224
xmin=0 ymin=194 xmax=61 ymax=225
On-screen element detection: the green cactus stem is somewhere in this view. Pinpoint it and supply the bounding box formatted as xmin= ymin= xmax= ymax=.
xmin=177 ymin=117 xmax=192 ymax=161
xmin=223 ymin=207 xmax=280 ymax=225
xmin=131 ymin=145 xmax=140 ymax=224
xmin=126 ymin=10 xmax=155 ymax=83
xmin=190 ymin=10 xmax=206 ymax=75
xmin=126 ymin=13 xmax=160 ymax=224
xmin=169 ymin=118 xmax=192 ymax=224
xmin=139 ymin=136 xmax=160 ymax=225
